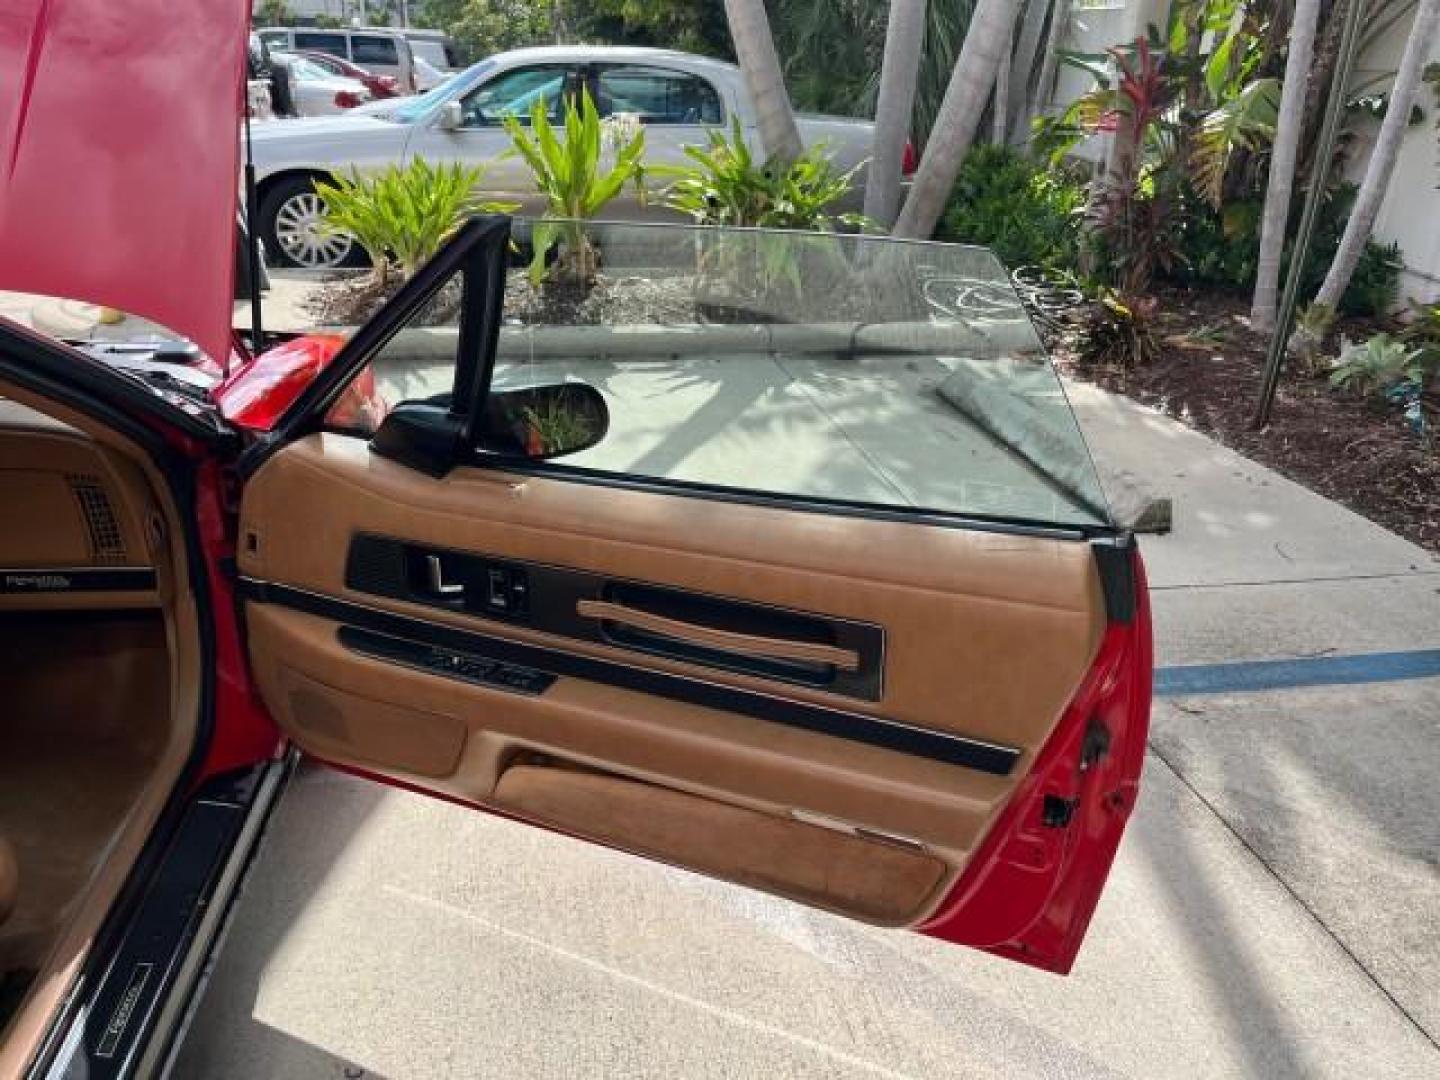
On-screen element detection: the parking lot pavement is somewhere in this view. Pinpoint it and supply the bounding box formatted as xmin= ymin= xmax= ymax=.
xmin=168 ymin=381 xmax=1440 ymax=1079
xmin=172 ymin=754 xmax=1437 ymax=1080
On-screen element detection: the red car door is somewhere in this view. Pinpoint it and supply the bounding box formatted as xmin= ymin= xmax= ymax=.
xmin=230 ymin=217 xmax=1152 ymax=974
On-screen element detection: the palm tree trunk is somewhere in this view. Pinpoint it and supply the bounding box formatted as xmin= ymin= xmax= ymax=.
xmin=864 ymin=0 xmax=928 ymax=228
xmin=993 ymin=22 xmax=1013 ymax=143
xmin=1006 ymin=0 xmax=1054 ymax=143
xmin=1312 ymin=0 xmax=1439 ymax=313
xmin=1250 ymin=0 xmax=1323 ymax=332
xmin=893 ymin=0 xmax=1022 ymax=239
xmin=1031 ymin=0 xmax=1071 ymax=125
xmin=724 ymin=0 xmax=803 ymax=163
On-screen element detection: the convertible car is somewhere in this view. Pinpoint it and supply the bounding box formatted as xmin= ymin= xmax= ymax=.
xmin=0 ymin=3 xmax=1151 ymax=1077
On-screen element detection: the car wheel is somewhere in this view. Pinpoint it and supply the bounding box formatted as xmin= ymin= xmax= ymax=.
xmin=260 ymin=175 xmax=357 ymax=270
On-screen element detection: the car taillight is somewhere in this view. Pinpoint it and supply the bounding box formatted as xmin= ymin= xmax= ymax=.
xmin=902 ymin=139 xmax=918 ymax=176
xmin=334 ymin=90 xmax=362 ymax=109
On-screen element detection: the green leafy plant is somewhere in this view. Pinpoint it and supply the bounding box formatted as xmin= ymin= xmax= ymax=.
xmin=505 ymin=89 xmax=646 ymax=285
xmin=1077 ymin=291 xmax=1162 ymax=370
xmin=939 ymin=145 xmax=1086 ymax=273
xmin=1173 ymin=183 xmax=1402 ymax=316
xmin=662 ymin=116 xmax=865 ymax=230
xmin=316 ymin=159 xmax=516 ymax=285
xmin=1329 ymin=333 xmax=1425 ymax=395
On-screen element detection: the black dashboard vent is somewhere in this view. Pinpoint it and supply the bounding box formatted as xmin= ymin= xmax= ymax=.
xmin=68 ymin=474 xmax=128 ymax=564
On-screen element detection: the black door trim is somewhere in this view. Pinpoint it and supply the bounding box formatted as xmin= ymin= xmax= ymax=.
xmin=239 ymin=577 xmax=1020 ymax=776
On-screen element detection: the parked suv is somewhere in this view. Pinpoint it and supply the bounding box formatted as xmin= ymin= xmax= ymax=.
xmin=402 ymin=27 xmax=464 ymax=71
xmin=256 ymin=26 xmax=418 ymax=93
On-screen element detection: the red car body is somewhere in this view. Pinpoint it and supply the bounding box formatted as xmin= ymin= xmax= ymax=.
xmin=0 ymin=0 xmax=1152 ymax=1027
xmin=290 ymin=48 xmax=402 ymax=99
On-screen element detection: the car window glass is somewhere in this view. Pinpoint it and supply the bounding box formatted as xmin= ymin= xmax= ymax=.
xmin=285 ymin=57 xmax=332 ymax=81
xmin=319 ymin=221 xmax=1111 ymax=529
xmin=460 ymin=66 xmax=568 ymax=127
xmin=293 ymin=31 xmax=347 ymax=58
xmin=410 ymin=40 xmax=451 ymax=69
xmin=595 ymin=66 xmax=724 ymax=125
xmin=353 ymin=35 xmax=399 ymax=66
xmin=258 ymin=30 xmax=288 ymax=49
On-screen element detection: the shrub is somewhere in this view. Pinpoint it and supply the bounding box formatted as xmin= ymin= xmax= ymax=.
xmin=316 ymin=158 xmax=516 ymax=284
xmin=1172 ymin=183 xmax=1403 ymax=317
xmin=1329 ymin=333 xmax=1425 ymax=396
xmin=505 ymin=89 xmax=646 ymax=285
xmin=939 ymin=145 xmax=1085 ymax=274
xmin=662 ymin=116 xmax=865 ymax=230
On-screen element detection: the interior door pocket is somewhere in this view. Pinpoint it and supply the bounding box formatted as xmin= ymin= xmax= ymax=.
xmin=492 ymin=757 xmax=947 ymax=925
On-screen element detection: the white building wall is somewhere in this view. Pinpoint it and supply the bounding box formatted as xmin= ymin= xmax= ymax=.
xmin=1344 ymin=18 xmax=1440 ymax=304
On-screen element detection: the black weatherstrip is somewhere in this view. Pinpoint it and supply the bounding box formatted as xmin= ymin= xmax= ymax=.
xmin=240 ymin=578 xmax=1020 ymax=777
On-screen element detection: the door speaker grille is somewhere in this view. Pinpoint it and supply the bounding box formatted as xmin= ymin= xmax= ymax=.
xmin=67 ymin=474 xmax=128 ymax=563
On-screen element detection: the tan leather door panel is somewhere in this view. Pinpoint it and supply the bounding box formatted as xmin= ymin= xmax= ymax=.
xmin=239 ymin=433 xmax=1106 ymax=925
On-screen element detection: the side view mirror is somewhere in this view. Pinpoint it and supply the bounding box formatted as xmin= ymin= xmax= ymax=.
xmin=438 ymin=101 xmax=464 ymax=130
xmin=370 ymin=382 xmax=608 ymax=477
xmin=477 ymin=382 xmax=609 ymax=460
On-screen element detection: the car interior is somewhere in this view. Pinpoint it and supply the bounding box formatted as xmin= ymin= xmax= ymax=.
xmin=0 ymin=388 xmax=200 ymax=1071
xmin=238 ymin=429 xmax=1108 ymax=930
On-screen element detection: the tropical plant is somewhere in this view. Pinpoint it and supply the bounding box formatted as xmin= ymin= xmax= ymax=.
xmin=662 ymin=117 xmax=865 ymax=230
xmin=1174 ymin=183 xmax=1403 ymax=316
xmin=724 ymin=0 xmax=803 ymax=162
xmin=894 ymin=0 xmax=1021 ymax=239
xmin=1310 ymin=0 xmax=1440 ymax=320
xmin=255 ymin=0 xmax=296 ymax=26
xmin=1077 ymin=291 xmax=1161 ymax=369
xmin=1329 ymin=333 xmax=1426 ymax=394
xmin=939 ymin=145 xmax=1085 ymax=271
xmin=504 ymin=89 xmax=647 ymax=285
xmin=415 ymin=0 xmax=554 ymax=59
xmin=316 ymin=159 xmax=516 ymax=286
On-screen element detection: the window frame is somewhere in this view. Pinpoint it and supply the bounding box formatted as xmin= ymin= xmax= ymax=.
xmin=351 ymin=33 xmax=401 ymax=67
xmin=292 ymin=31 xmax=349 ymax=59
xmin=585 ymin=63 xmax=727 ymax=127
xmin=456 ymin=63 xmax=579 ymax=129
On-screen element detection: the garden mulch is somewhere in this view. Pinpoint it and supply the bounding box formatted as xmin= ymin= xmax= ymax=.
xmin=1054 ymin=285 xmax=1440 ymax=555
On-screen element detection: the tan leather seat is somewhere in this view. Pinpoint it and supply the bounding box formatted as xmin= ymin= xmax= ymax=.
xmin=0 ymin=836 xmax=17 ymax=926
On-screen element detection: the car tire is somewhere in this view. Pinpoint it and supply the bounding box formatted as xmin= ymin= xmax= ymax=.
xmin=259 ymin=174 xmax=361 ymax=270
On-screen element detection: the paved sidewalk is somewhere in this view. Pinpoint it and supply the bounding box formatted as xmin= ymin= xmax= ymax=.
xmin=171 ymin=380 xmax=1440 ymax=1080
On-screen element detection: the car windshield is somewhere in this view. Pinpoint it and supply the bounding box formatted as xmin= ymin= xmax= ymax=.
xmin=389 ymin=59 xmax=496 ymax=123
xmin=334 ymin=220 xmax=1112 ymax=529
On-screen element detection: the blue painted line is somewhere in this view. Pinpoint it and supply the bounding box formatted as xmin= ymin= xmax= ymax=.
xmin=1154 ymin=649 xmax=1440 ymax=697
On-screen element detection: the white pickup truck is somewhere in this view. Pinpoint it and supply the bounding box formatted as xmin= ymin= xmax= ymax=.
xmin=249 ymin=45 xmax=885 ymax=269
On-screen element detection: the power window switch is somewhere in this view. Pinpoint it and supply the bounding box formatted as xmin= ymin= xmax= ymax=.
xmin=485 ymin=567 xmax=511 ymax=613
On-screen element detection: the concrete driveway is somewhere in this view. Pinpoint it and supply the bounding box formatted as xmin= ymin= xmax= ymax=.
xmin=168 ymin=378 xmax=1440 ymax=1079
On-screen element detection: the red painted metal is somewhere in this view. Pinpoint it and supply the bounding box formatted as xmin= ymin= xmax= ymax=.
xmin=212 ymin=333 xmax=386 ymax=432
xmin=917 ymin=548 xmax=1153 ymax=973
xmin=189 ymin=454 xmax=285 ymax=778
xmin=0 ymin=0 xmax=249 ymax=369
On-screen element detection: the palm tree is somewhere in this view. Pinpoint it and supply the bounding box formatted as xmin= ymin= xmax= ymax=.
xmin=1250 ymin=0 xmax=1323 ymax=333
xmin=864 ymin=0 xmax=928 ymax=227
xmin=1006 ymin=0 xmax=1055 ymax=143
xmin=1311 ymin=0 xmax=1439 ymax=315
xmin=1030 ymin=0 xmax=1070 ymax=128
xmin=724 ymin=0 xmax=803 ymax=162
xmin=893 ymin=0 xmax=1021 ymax=239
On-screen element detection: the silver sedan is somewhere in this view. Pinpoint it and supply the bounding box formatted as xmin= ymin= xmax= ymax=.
xmin=249 ymin=45 xmax=877 ymax=269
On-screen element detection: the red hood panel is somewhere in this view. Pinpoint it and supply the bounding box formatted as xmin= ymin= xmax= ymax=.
xmin=0 ymin=0 xmax=248 ymax=367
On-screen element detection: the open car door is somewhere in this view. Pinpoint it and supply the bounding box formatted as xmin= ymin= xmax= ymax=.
xmin=233 ymin=218 xmax=1151 ymax=974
